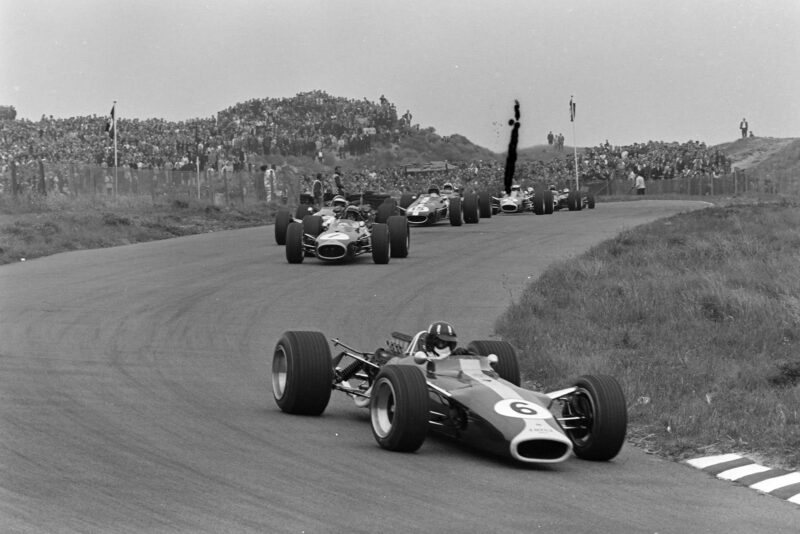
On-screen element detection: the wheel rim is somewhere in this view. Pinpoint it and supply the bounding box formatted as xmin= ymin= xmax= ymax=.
xmin=371 ymin=378 xmax=396 ymax=438
xmin=272 ymin=345 xmax=288 ymax=400
xmin=565 ymin=387 xmax=595 ymax=446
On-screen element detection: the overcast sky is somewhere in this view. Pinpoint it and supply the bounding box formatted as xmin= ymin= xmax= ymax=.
xmin=1 ymin=0 xmax=798 ymax=152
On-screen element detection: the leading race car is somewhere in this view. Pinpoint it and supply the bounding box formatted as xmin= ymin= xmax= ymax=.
xmin=271 ymin=328 xmax=627 ymax=464
xmin=487 ymin=184 xmax=555 ymax=216
xmin=285 ymin=205 xmax=409 ymax=264
xmin=552 ymin=187 xmax=596 ymax=211
xmin=399 ymin=185 xmax=480 ymax=226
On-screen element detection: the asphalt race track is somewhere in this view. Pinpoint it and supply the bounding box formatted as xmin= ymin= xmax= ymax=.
xmin=1 ymin=200 xmax=797 ymax=533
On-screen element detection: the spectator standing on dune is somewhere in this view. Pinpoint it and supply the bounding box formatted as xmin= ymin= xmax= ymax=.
xmin=740 ymin=118 xmax=748 ymax=139
xmin=633 ymin=173 xmax=646 ymax=195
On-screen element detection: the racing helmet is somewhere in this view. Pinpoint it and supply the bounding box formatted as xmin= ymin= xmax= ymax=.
xmin=427 ymin=186 xmax=440 ymax=195
xmin=442 ymin=182 xmax=454 ymax=194
xmin=344 ymin=205 xmax=362 ymax=221
xmin=511 ymin=184 xmax=521 ymax=193
xmin=549 ymin=184 xmax=558 ymax=191
xmin=425 ymin=321 xmax=457 ymax=357
xmin=332 ymin=195 xmax=347 ymax=215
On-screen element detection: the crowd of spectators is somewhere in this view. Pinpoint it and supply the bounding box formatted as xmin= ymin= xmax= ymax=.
xmin=1 ymin=90 xmax=734 ymax=198
xmin=0 ymin=91 xmax=408 ymax=174
xmin=312 ymin=139 xmax=733 ymax=199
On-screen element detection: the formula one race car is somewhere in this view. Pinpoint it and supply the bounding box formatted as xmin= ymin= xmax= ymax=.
xmin=398 ymin=185 xmax=480 ymax=226
xmin=285 ymin=205 xmax=409 ymax=264
xmin=552 ymin=188 xmax=596 ymax=211
xmin=271 ymin=329 xmax=627 ymax=464
xmin=274 ymin=193 xmax=342 ymax=246
xmin=487 ymin=185 xmax=555 ymax=215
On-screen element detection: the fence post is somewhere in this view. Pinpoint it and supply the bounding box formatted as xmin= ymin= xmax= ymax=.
xmin=224 ymin=169 xmax=229 ymax=204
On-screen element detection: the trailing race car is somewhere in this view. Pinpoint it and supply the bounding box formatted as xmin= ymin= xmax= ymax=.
xmin=552 ymin=188 xmax=596 ymax=211
xmin=399 ymin=185 xmax=480 ymax=226
xmin=486 ymin=184 xmax=555 ymax=216
xmin=285 ymin=205 xmax=409 ymax=264
xmin=271 ymin=328 xmax=628 ymax=464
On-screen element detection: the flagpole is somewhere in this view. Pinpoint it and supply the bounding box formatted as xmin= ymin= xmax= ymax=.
xmin=570 ymin=96 xmax=579 ymax=191
xmin=113 ymin=100 xmax=118 ymax=197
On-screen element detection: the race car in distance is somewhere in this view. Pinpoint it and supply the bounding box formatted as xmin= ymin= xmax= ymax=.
xmin=486 ymin=184 xmax=555 ymax=215
xmin=284 ymin=205 xmax=409 ymax=264
xmin=552 ymin=187 xmax=596 ymax=211
xmin=399 ymin=184 xmax=480 ymax=226
xmin=271 ymin=329 xmax=627 ymax=464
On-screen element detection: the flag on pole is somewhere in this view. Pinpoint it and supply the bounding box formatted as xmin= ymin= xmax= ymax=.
xmin=105 ymin=104 xmax=116 ymax=139
xmin=569 ymin=96 xmax=576 ymax=122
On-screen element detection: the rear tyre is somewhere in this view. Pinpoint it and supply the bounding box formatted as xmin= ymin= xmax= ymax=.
xmin=463 ymin=193 xmax=480 ymax=224
xmin=568 ymin=191 xmax=581 ymax=211
xmin=375 ymin=199 xmax=397 ymax=224
xmin=302 ymin=215 xmax=323 ymax=237
xmin=587 ymin=193 xmax=596 ymax=209
xmin=274 ymin=209 xmax=291 ymax=245
xmin=272 ymin=331 xmax=333 ymax=415
xmin=449 ymin=196 xmax=463 ymax=226
xmin=387 ymin=215 xmax=409 ymax=258
xmin=399 ymin=193 xmax=416 ymax=209
xmin=285 ymin=222 xmax=305 ymax=264
xmin=295 ymin=204 xmax=314 ymax=219
xmin=467 ymin=340 xmax=521 ymax=386
xmin=371 ymin=223 xmax=390 ymax=264
xmin=370 ymin=365 xmax=429 ymax=452
xmin=563 ymin=375 xmax=627 ymax=461
xmin=478 ymin=191 xmax=492 ymax=218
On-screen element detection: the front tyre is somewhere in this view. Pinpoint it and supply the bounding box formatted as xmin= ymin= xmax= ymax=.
xmin=449 ymin=196 xmax=463 ymax=226
xmin=463 ymin=192 xmax=480 ymax=224
xmin=285 ymin=222 xmax=305 ymax=263
xmin=370 ymin=365 xmax=429 ymax=452
xmin=371 ymin=222 xmax=390 ymax=264
xmin=563 ymin=375 xmax=627 ymax=461
xmin=478 ymin=191 xmax=492 ymax=218
xmin=387 ymin=215 xmax=409 ymax=258
xmin=274 ymin=209 xmax=291 ymax=245
xmin=467 ymin=340 xmax=521 ymax=386
xmin=272 ymin=331 xmax=333 ymax=415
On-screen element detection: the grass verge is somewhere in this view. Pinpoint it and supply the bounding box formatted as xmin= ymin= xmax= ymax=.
xmin=0 ymin=194 xmax=275 ymax=265
xmin=496 ymin=199 xmax=800 ymax=468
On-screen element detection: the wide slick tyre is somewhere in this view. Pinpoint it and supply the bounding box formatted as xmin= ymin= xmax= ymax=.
xmin=272 ymin=331 xmax=333 ymax=415
xmin=387 ymin=215 xmax=409 ymax=258
xmin=567 ymin=191 xmax=581 ymax=211
xmin=371 ymin=222 xmax=390 ymax=264
xmin=449 ymin=196 xmax=463 ymax=226
xmin=532 ymin=193 xmax=545 ymax=215
xmin=563 ymin=374 xmax=627 ymax=461
xmin=370 ymin=365 xmax=429 ymax=452
xmin=285 ymin=222 xmax=305 ymax=263
xmin=295 ymin=204 xmax=314 ymax=219
xmin=274 ymin=209 xmax=292 ymax=245
xmin=302 ymin=215 xmax=323 ymax=237
xmin=467 ymin=340 xmax=521 ymax=386
xmin=463 ymin=193 xmax=480 ymax=224
xmin=587 ymin=193 xmax=596 ymax=209
xmin=399 ymin=193 xmax=416 ymax=209
xmin=543 ymin=190 xmax=554 ymax=215
xmin=375 ymin=199 xmax=397 ymax=224
xmin=478 ymin=191 xmax=492 ymax=218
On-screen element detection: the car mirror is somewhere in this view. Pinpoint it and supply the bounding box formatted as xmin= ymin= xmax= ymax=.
xmin=487 ymin=354 xmax=498 ymax=366
xmin=413 ymin=351 xmax=429 ymax=365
